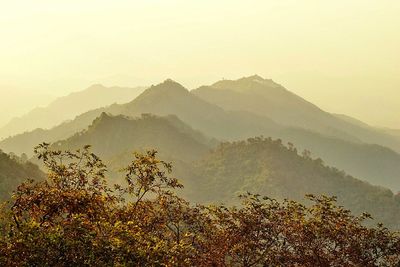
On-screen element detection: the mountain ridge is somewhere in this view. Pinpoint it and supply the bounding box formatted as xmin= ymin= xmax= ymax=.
xmin=1 ymin=77 xmax=400 ymax=191
xmin=193 ymin=75 xmax=400 ymax=152
xmin=0 ymin=84 xmax=146 ymax=139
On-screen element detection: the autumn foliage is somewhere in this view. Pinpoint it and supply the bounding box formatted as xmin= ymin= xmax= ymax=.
xmin=0 ymin=144 xmax=399 ymax=266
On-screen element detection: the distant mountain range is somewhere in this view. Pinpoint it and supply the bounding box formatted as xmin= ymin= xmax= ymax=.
xmin=1 ymin=76 xmax=400 ymax=194
xmin=0 ymin=84 xmax=145 ymax=139
xmin=193 ymin=75 xmax=400 ymax=152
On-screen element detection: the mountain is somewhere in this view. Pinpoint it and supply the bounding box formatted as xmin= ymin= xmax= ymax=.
xmin=277 ymin=128 xmax=400 ymax=191
xmin=0 ymin=80 xmax=282 ymax=157
xmin=49 ymin=113 xmax=214 ymax=171
xmin=0 ymin=84 xmax=146 ymax=139
xmin=192 ymin=75 xmax=400 ymax=152
xmin=21 ymin=112 xmax=400 ymax=228
xmin=0 ymin=105 xmax=114 ymax=157
xmin=1 ymin=79 xmax=400 ymax=191
xmin=0 ymin=86 xmax=54 ymax=129
xmin=118 ymin=79 xmax=282 ymax=140
xmin=382 ymin=128 xmax=400 ymax=138
xmin=0 ymin=150 xmax=44 ymax=201
xmin=186 ymin=137 xmax=400 ymax=229
xmin=333 ymin=113 xmax=371 ymax=128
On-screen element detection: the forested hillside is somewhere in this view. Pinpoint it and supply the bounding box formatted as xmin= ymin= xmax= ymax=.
xmin=0 ymin=150 xmax=44 ymax=201
xmin=187 ymin=137 xmax=400 ymax=229
xmin=52 ymin=113 xmax=213 ymax=164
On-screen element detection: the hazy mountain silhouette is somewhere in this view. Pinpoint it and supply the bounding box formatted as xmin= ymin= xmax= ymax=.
xmin=277 ymin=127 xmax=400 ymax=191
xmin=0 ymin=105 xmax=115 ymax=157
xmin=0 ymin=80 xmax=281 ymax=156
xmin=1 ymin=78 xmax=400 ymax=191
xmin=117 ymin=79 xmax=282 ymax=139
xmin=193 ymin=75 xmax=400 ymax=152
xmin=382 ymin=128 xmax=400 ymax=138
xmin=0 ymin=84 xmax=145 ymax=139
xmin=187 ymin=137 xmax=400 ymax=229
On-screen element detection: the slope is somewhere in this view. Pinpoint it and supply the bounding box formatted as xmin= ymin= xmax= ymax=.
xmin=1 ymin=79 xmax=400 ymax=191
xmin=0 ymin=84 xmax=145 ymax=139
xmin=192 ymin=75 xmax=400 ymax=152
xmin=51 ymin=113 xmax=213 ymax=166
xmin=188 ymin=137 xmax=400 ymax=229
xmin=0 ymin=151 xmax=44 ymax=201
xmin=118 ymin=79 xmax=282 ymax=140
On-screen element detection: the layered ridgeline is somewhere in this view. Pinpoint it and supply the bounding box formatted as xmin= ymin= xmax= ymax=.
xmin=1 ymin=110 xmax=399 ymax=228
xmin=187 ymin=137 xmax=400 ymax=229
xmin=0 ymin=80 xmax=281 ymax=156
xmin=383 ymin=128 xmax=400 ymax=138
xmin=0 ymin=84 xmax=145 ymax=139
xmin=42 ymin=113 xmax=217 ymax=195
xmin=0 ymin=150 xmax=44 ymax=201
xmin=14 ymin=113 xmax=400 ymax=229
xmin=192 ymin=75 xmax=400 ymax=152
xmin=45 ymin=113 xmax=215 ymax=188
xmin=2 ymin=79 xmax=400 ymax=192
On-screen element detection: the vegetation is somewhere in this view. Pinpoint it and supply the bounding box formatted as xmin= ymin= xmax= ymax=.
xmin=0 ymin=144 xmax=399 ymax=266
xmin=0 ymin=150 xmax=44 ymax=201
xmin=53 ymin=113 xmax=213 ymax=162
xmin=189 ymin=137 xmax=400 ymax=229
xmin=2 ymin=112 xmax=400 ymax=230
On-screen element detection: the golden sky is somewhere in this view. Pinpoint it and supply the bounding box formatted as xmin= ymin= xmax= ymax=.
xmin=0 ymin=0 xmax=399 ymax=128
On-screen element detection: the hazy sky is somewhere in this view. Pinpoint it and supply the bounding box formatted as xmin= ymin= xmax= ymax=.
xmin=0 ymin=0 xmax=399 ymax=128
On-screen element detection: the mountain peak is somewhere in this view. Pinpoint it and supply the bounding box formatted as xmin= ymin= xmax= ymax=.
xmin=211 ymin=75 xmax=281 ymax=91
xmin=145 ymin=79 xmax=189 ymax=96
xmin=245 ymin=74 xmax=264 ymax=81
xmin=158 ymin=79 xmax=186 ymax=89
xmin=87 ymin=84 xmax=107 ymax=90
xmin=90 ymin=112 xmax=113 ymax=127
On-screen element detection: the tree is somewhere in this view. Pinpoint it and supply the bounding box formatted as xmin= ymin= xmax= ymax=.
xmin=0 ymin=144 xmax=399 ymax=266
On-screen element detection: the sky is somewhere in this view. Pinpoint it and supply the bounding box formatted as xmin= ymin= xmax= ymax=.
xmin=0 ymin=0 xmax=399 ymax=128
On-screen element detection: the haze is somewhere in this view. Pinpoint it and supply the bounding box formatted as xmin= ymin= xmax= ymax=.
xmin=0 ymin=0 xmax=399 ymax=128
